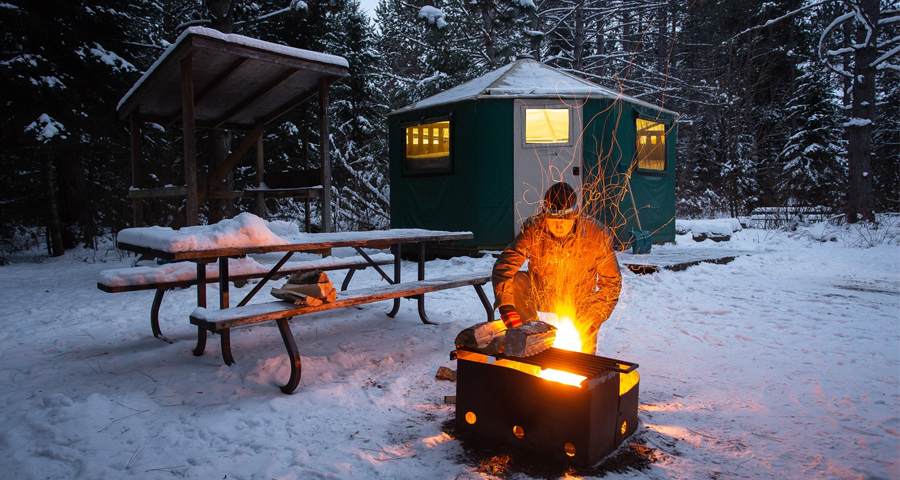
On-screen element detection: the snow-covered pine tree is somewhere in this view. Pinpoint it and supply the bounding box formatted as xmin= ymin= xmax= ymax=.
xmin=0 ymin=0 xmax=138 ymax=253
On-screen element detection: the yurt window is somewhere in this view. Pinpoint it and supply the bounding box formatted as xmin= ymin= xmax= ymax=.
xmin=403 ymin=117 xmax=452 ymax=175
xmin=525 ymin=108 xmax=570 ymax=144
xmin=636 ymin=118 xmax=666 ymax=171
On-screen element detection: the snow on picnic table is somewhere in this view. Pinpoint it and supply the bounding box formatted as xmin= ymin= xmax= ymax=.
xmin=0 ymin=223 xmax=897 ymax=479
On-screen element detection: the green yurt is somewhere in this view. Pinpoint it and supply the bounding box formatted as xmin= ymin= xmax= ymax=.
xmin=388 ymin=57 xmax=677 ymax=251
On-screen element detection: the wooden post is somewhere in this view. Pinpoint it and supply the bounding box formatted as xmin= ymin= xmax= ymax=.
xmin=256 ymin=133 xmax=265 ymax=218
xmin=129 ymin=112 xmax=144 ymax=227
xmin=182 ymin=53 xmax=199 ymax=227
xmin=319 ymin=79 xmax=332 ymax=233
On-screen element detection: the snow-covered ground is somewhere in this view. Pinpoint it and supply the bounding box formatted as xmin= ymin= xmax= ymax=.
xmin=0 ymin=222 xmax=897 ymax=479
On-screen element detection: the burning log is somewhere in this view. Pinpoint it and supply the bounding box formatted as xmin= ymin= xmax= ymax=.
xmin=454 ymin=320 xmax=557 ymax=357
xmin=271 ymin=269 xmax=336 ymax=306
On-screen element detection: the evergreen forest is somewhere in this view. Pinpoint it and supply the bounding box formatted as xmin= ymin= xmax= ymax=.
xmin=1 ymin=0 xmax=897 ymax=256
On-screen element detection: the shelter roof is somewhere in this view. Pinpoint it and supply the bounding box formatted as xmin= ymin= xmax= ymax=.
xmin=117 ymin=27 xmax=349 ymax=131
xmin=390 ymin=57 xmax=675 ymax=116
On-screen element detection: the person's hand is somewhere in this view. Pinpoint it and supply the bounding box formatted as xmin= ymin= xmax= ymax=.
xmin=499 ymin=306 xmax=523 ymax=328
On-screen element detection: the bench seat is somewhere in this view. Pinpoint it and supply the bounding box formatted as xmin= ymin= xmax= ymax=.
xmin=97 ymin=253 xmax=393 ymax=339
xmin=189 ymin=273 xmax=493 ymax=394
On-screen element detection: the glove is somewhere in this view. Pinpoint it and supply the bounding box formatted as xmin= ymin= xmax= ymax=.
xmin=499 ymin=305 xmax=523 ymax=329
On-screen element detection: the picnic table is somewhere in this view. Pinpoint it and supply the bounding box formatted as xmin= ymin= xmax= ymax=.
xmin=113 ymin=225 xmax=493 ymax=393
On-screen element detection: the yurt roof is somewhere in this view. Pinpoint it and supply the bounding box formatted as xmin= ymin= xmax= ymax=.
xmin=390 ymin=57 xmax=675 ymax=116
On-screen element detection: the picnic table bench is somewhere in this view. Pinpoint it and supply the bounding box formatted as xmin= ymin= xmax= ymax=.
xmin=191 ymin=272 xmax=493 ymax=393
xmin=109 ymin=224 xmax=493 ymax=394
xmin=98 ymin=253 xmax=393 ymax=340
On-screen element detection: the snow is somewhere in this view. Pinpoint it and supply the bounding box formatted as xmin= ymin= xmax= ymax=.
xmin=0 ymin=222 xmax=897 ymax=479
xmin=117 ymin=212 xmax=289 ymax=252
xmin=418 ymin=6 xmax=447 ymax=29
xmin=843 ymin=117 xmax=873 ymax=127
xmin=24 ymin=113 xmax=66 ymax=143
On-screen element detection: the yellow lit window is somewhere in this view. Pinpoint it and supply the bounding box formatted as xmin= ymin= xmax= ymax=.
xmin=525 ymin=108 xmax=569 ymax=144
xmin=404 ymin=120 xmax=450 ymax=173
xmin=636 ymin=119 xmax=666 ymax=171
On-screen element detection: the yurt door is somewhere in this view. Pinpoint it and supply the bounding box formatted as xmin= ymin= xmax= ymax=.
xmin=512 ymin=99 xmax=583 ymax=233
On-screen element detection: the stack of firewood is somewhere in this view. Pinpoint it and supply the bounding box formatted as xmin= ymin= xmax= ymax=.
xmin=454 ymin=320 xmax=557 ymax=357
xmin=271 ymin=270 xmax=337 ymax=306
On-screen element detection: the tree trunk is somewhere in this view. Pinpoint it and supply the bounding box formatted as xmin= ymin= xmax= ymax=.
xmin=528 ymin=8 xmax=541 ymax=61
xmin=573 ymin=1 xmax=585 ymax=72
xmin=41 ymin=153 xmax=65 ymax=257
xmin=845 ymin=0 xmax=879 ymax=223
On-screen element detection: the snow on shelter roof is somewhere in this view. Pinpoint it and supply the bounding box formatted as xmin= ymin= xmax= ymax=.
xmin=390 ymin=58 xmax=675 ymax=116
xmin=117 ymin=27 xmax=349 ymax=131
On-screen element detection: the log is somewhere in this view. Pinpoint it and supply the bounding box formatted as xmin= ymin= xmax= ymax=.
xmin=454 ymin=320 xmax=508 ymax=355
xmin=270 ymin=288 xmax=325 ymax=306
xmin=288 ymin=270 xmax=329 ymax=284
xmin=454 ymin=320 xmax=557 ymax=357
xmin=503 ymin=321 xmax=557 ymax=357
xmin=280 ymin=282 xmax=335 ymax=298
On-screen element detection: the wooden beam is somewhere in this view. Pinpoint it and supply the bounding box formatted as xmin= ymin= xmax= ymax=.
xmin=168 ymin=122 xmax=265 ymax=229
xmin=168 ymin=57 xmax=252 ymax=127
xmin=256 ymin=134 xmax=265 ymax=218
xmin=213 ymin=68 xmax=299 ymax=129
xmin=129 ymin=112 xmax=144 ymax=227
xmin=182 ymin=52 xmax=199 ymax=227
xmin=128 ymin=186 xmax=187 ymax=198
xmin=319 ymin=79 xmax=332 ymax=233
xmin=261 ymin=87 xmax=319 ymax=126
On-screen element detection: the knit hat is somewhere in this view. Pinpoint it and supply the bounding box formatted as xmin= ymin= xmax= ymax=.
xmin=543 ymin=182 xmax=578 ymax=218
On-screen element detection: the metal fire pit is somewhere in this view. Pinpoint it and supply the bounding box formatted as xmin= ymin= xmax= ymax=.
xmin=452 ymin=347 xmax=639 ymax=467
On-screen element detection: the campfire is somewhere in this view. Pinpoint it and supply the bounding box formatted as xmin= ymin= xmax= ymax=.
xmin=452 ymin=309 xmax=640 ymax=467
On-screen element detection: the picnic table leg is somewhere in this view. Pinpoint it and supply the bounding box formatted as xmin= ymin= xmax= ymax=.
xmin=194 ymin=262 xmax=208 ymax=356
xmin=220 ymin=329 xmax=235 ymax=366
xmin=151 ymin=289 xmax=165 ymax=338
xmin=218 ymin=257 xmax=229 ymax=309
xmin=474 ymin=283 xmax=494 ymax=322
xmin=387 ymin=244 xmax=401 ymax=318
xmin=416 ymin=242 xmax=435 ymax=325
xmin=193 ymin=328 xmax=207 ymax=356
xmin=275 ymin=318 xmax=302 ymax=394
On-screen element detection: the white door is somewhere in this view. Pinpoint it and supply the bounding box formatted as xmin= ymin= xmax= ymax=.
xmin=512 ymin=99 xmax=583 ymax=234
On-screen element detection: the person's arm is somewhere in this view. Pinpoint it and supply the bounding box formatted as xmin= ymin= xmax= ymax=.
xmin=590 ymin=221 xmax=623 ymax=317
xmin=491 ymin=219 xmax=535 ymax=314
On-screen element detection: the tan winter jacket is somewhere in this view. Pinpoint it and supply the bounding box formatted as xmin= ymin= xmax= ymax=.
xmin=492 ymin=215 xmax=622 ymax=311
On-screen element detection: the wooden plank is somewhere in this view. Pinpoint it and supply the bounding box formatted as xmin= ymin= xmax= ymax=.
xmin=116 ymin=231 xmax=472 ymax=261
xmin=129 ymin=112 xmax=144 ymax=227
xmin=98 ymin=254 xmax=394 ymax=293
xmin=319 ymin=79 xmax=332 ymax=233
xmin=190 ymin=273 xmax=491 ymax=331
xmin=213 ymin=68 xmax=299 ymax=129
xmin=182 ymin=52 xmax=199 ymax=226
xmin=128 ymin=186 xmax=188 ymax=199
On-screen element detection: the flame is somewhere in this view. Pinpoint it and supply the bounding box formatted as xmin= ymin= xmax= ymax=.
xmin=537 ymin=304 xmax=587 ymax=387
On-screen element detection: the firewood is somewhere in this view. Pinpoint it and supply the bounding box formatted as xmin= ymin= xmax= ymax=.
xmin=435 ymin=366 xmax=457 ymax=382
xmin=503 ymin=321 xmax=557 ymax=357
xmin=454 ymin=320 xmax=507 ymax=355
xmin=280 ymin=282 xmax=334 ymax=298
xmin=287 ymin=270 xmax=329 ymax=285
xmin=270 ymin=288 xmax=325 ymax=306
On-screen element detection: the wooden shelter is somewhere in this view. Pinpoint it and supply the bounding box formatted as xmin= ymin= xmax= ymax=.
xmin=117 ymin=27 xmax=349 ymax=231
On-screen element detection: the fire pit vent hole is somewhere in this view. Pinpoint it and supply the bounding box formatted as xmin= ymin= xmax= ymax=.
xmin=621 ymin=421 xmax=627 ymax=435
xmin=465 ymin=412 xmax=477 ymax=424
xmin=564 ymin=443 xmax=576 ymax=457
xmin=513 ymin=426 xmax=524 ymax=438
